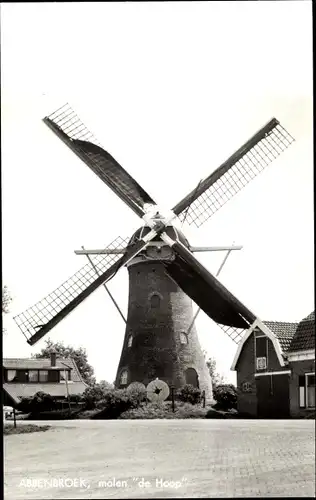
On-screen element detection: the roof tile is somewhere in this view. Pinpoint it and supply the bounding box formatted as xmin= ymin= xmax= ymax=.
xmin=289 ymin=311 xmax=315 ymax=352
xmin=263 ymin=321 xmax=298 ymax=352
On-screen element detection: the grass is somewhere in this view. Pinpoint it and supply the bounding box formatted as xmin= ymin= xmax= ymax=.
xmin=4 ymin=423 xmax=51 ymax=435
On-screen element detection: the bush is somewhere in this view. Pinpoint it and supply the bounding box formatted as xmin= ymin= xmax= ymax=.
xmin=26 ymin=409 xmax=81 ymax=420
xmin=81 ymin=382 xmax=113 ymax=409
xmin=213 ymin=384 xmax=237 ymax=410
xmin=18 ymin=392 xmax=57 ymax=413
xmin=91 ymin=389 xmax=137 ymax=419
xmin=120 ymin=403 xmax=172 ymax=420
xmin=120 ymin=401 xmax=208 ymax=420
xmin=127 ymin=385 xmax=147 ymax=405
xmin=205 ymin=408 xmax=227 ymax=419
xmin=176 ymin=384 xmax=201 ymax=405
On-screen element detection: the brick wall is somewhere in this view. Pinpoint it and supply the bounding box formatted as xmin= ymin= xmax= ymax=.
xmin=289 ymin=359 xmax=315 ymax=418
xmin=115 ymin=259 xmax=213 ymax=400
xmin=235 ymin=333 xmax=257 ymax=416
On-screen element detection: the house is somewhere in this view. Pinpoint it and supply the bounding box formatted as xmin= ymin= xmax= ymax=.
xmin=231 ymin=311 xmax=315 ymax=418
xmin=3 ymin=352 xmax=88 ymax=407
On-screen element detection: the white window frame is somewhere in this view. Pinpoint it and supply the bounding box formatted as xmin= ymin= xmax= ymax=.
xmin=256 ymin=357 xmax=267 ymax=370
xmin=305 ymin=372 xmax=315 ymax=409
xmin=180 ymin=332 xmax=188 ymax=345
xmin=120 ymin=370 xmax=128 ymax=386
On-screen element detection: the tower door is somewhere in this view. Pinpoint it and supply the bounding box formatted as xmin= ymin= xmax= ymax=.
xmin=185 ymin=368 xmax=199 ymax=388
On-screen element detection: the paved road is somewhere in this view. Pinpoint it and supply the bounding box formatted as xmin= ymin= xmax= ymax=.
xmin=4 ymin=419 xmax=315 ymax=498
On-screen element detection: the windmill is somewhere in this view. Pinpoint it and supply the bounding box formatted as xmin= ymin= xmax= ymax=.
xmin=13 ymin=104 xmax=294 ymax=400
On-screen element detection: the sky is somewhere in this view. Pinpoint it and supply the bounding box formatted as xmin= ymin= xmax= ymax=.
xmin=1 ymin=1 xmax=313 ymax=385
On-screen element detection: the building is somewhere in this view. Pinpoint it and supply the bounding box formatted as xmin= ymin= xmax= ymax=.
xmin=231 ymin=311 xmax=315 ymax=418
xmin=3 ymin=353 xmax=88 ymax=407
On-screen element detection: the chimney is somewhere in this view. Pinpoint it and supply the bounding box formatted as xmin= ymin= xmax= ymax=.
xmin=50 ymin=352 xmax=56 ymax=367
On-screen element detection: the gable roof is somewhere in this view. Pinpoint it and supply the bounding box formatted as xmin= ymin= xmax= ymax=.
xmin=231 ymin=313 xmax=315 ymax=371
xmin=264 ymin=321 xmax=299 ymax=352
xmin=231 ymin=319 xmax=285 ymax=371
xmin=3 ymin=357 xmax=83 ymax=383
xmin=289 ymin=311 xmax=315 ymax=352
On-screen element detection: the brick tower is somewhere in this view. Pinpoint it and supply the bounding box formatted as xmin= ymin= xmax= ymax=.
xmin=115 ymin=226 xmax=213 ymax=400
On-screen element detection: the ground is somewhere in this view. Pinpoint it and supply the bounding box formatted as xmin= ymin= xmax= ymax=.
xmin=4 ymin=419 xmax=315 ymax=499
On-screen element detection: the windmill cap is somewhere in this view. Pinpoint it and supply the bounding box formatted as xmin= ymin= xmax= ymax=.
xmin=128 ymin=225 xmax=190 ymax=247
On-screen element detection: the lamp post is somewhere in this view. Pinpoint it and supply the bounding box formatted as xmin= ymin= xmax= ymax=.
xmin=59 ymin=361 xmax=71 ymax=412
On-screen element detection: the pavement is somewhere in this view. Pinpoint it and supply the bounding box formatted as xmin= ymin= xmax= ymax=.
xmin=4 ymin=419 xmax=315 ymax=498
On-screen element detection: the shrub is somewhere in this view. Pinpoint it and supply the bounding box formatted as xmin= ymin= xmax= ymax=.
xmin=212 ymin=384 xmax=237 ymax=410
xmin=81 ymin=382 xmax=114 ymax=409
xmin=68 ymin=394 xmax=82 ymax=403
xmin=120 ymin=401 xmax=208 ymax=420
xmin=127 ymin=385 xmax=147 ymax=405
xmin=205 ymin=408 xmax=227 ymax=419
xmin=120 ymin=403 xmax=171 ymax=420
xmin=176 ymin=384 xmax=201 ymax=405
xmin=26 ymin=409 xmax=81 ymax=420
xmin=91 ymin=389 xmax=137 ymax=419
xmin=18 ymin=392 xmax=57 ymax=413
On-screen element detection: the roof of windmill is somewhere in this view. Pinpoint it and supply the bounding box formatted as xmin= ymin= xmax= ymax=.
xmin=128 ymin=225 xmax=190 ymax=247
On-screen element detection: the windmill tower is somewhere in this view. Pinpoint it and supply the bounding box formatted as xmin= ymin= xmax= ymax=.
xmin=13 ymin=104 xmax=295 ymax=398
xmin=115 ymin=225 xmax=213 ymax=398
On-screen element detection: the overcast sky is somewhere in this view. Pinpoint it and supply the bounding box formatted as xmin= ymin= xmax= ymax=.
xmin=2 ymin=1 xmax=313 ymax=384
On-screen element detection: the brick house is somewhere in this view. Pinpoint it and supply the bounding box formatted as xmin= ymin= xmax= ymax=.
xmin=3 ymin=353 xmax=88 ymax=407
xmin=231 ymin=311 xmax=315 ymax=418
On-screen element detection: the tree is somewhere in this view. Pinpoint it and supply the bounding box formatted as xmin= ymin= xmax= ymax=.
xmin=33 ymin=338 xmax=95 ymax=385
xmin=205 ymin=355 xmax=226 ymax=387
xmin=2 ymin=286 xmax=12 ymax=313
xmin=2 ymin=285 xmax=13 ymax=334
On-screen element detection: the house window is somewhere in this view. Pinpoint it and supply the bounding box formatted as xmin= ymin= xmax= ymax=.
xmin=39 ymin=370 xmax=49 ymax=382
xmin=28 ymin=370 xmax=39 ymax=382
xmin=180 ymin=332 xmax=188 ymax=345
xmin=120 ymin=370 xmax=128 ymax=386
xmin=6 ymin=369 xmax=17 ymax=382
xmin=16 ymin=370 xmax=28 ymax=383
xmin=48 ymin=370 xmax=59 ymax=383
xmin=127 ymin=335 xmax=133 ymax=348
xmin=306 ymin=373 xmax=315 ymax=408
xmin=255 ymin=336 xmax=267 ymax=371
xmin=299 ymin=373 xmax=315 ymax=408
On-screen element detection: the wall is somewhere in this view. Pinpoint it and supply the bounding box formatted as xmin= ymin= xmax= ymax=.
xmin=235 ymin=332 xmax=285 ymax=416
xmin=115 ymin=259 xmax=213 ymax=400
xmin=236 ymin=333 xmax=257 ymax=416
xmin=289 ymin=359 xmax=315 ymax=418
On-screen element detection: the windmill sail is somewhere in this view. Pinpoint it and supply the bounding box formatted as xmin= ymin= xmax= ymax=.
xmin=43 ymin=104 xmax=156 ymax=217
xmin=163 ymin=238 xmax=256 ymax=329
xmin=173 ymin=118 xmax=295 ymax=227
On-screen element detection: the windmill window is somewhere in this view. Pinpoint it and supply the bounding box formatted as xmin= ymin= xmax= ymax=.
xmin=120 ymin=370 xmax=128 ymax=386
xmin=180 ymin=332 xmax=188 ymax=345
xmin=150 ymin=293 xmax=161 ymax=309
xmin=127 ymin=335 xmax=133 ymax=348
